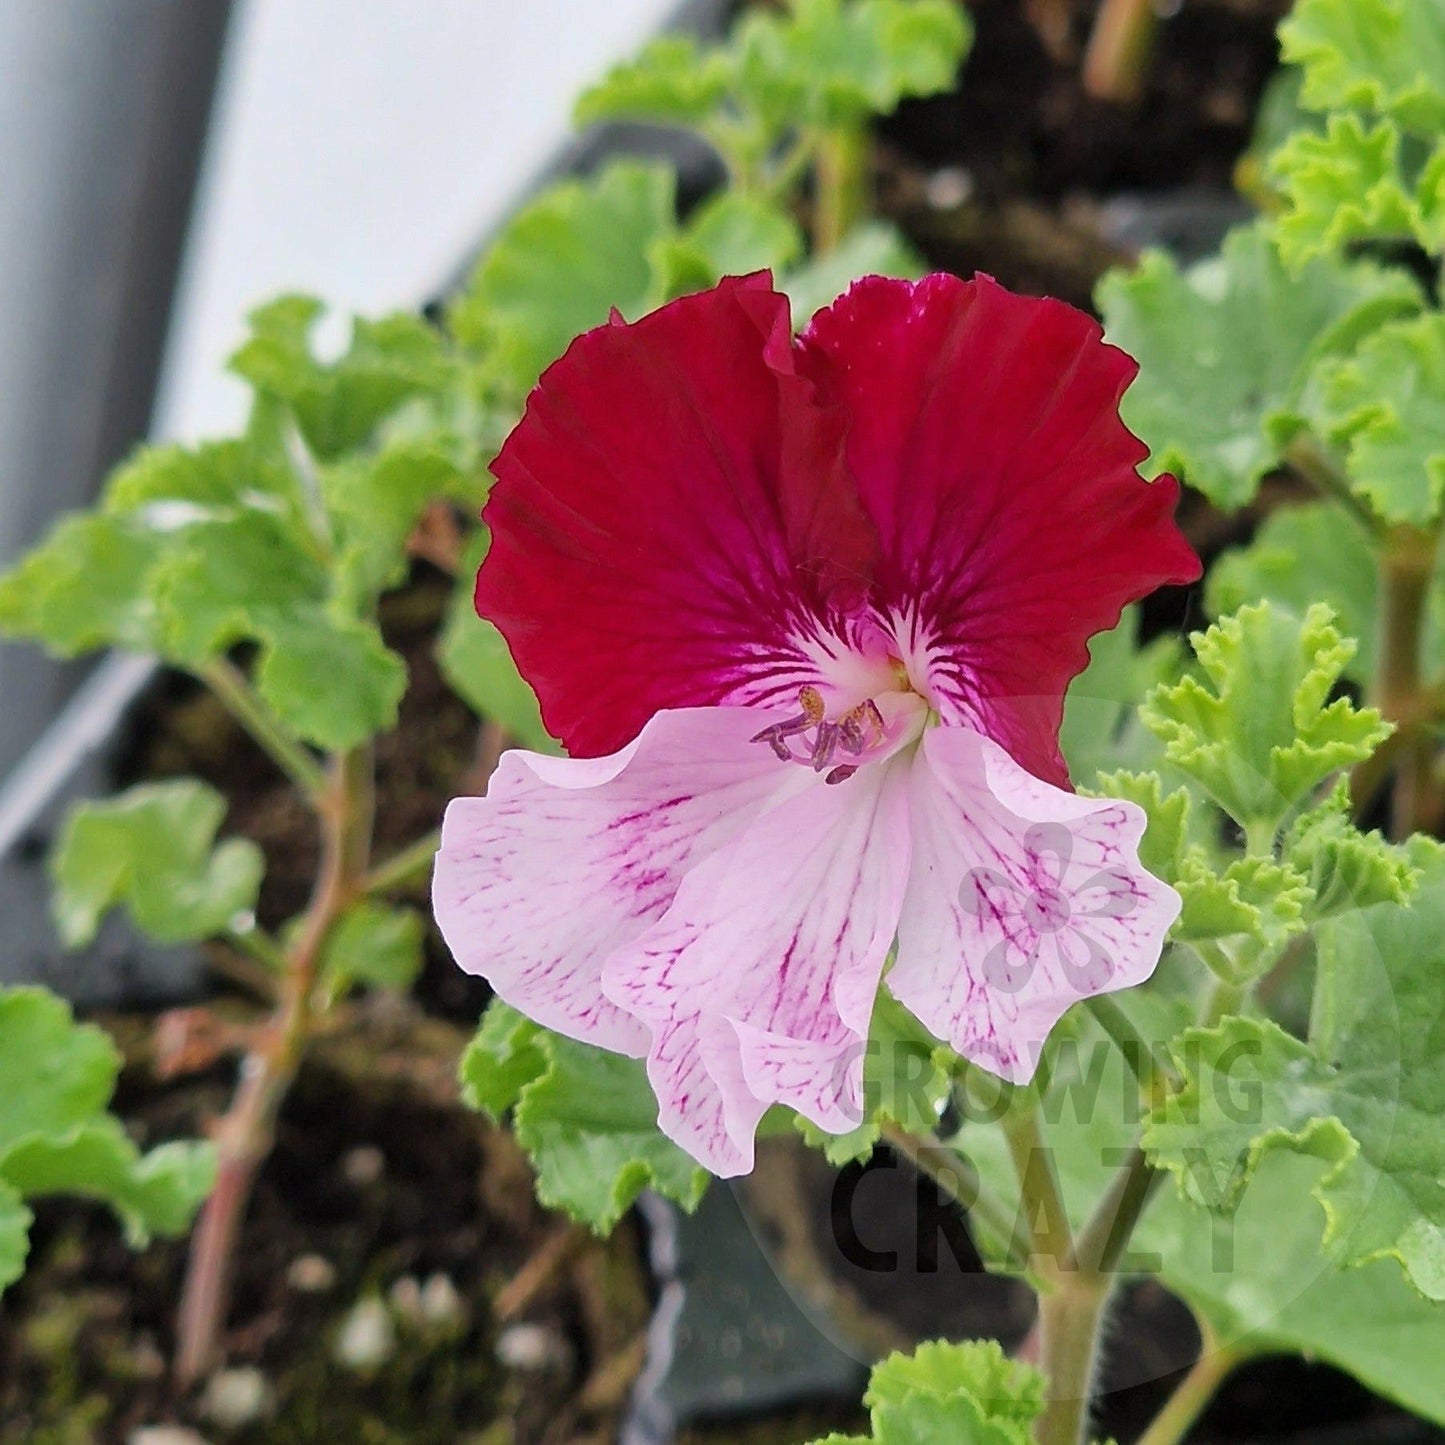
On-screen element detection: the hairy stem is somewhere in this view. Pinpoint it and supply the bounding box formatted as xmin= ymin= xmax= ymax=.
xmin=174 ymin=747 xmax=372 ymax=1386
xmin=812 ymin=124 xmax=870 ymax=255
xmin=1033 ymin=1269 xmax=1114 ymax=1445
xmin=1005 ymin=1105 xmax=1073 ymax=1269
xmin=1084 ymin=993 xmax=1177 ymax=1100
xmin=1283 ymin=433 xmax=1381 ymax=540
xmin=201 ymin=659 xmax=327 ymax=803
xmin=1081 ymin=0 xmax=1157 ymax=103
xmin=1135 ymin=1333 xmax=1244 ymax=1445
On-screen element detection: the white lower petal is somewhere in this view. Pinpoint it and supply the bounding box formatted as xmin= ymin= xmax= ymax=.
xmin=890 ymin=725 xmax=1180 ymax=1083
xmin=432 ymin=707 xmax=795 ymax=1055
xmin=606 ymin=755 xmax=913 ymax=1173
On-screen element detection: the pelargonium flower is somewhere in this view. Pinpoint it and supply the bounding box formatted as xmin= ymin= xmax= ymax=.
xmin=434 ymin=272 xmax=1200 ymax=1177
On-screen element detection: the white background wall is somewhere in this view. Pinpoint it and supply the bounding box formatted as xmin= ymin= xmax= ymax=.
xmin=156 ymin=0 xmax=679 ymax=441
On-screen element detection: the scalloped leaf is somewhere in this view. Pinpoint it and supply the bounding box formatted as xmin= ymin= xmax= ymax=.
xmin=229 ymin=297 xmax=452 ymax=460
xmin=460 ymin=1002 xmax=707 ymax=1233
xmin=1097 ymin=221 xmax=1421 ymax=508
xmin=449 ymin=161 xmax=676 ymax=401
xmin=1141 ymin=602 xmax=1391 ymax=837
xmin=1284 ymin=781 xmax=1420 ymax=918
xmin=736 ymin=0 xmax=971 ymax=132
xmin=655 ymin=191 xmax=806 ymax=299
xmin=1280 ymin=0 xmax=1445 ymax=135
xmin=1311 ymin=312 xmax=1445 ymax=525
xmin=0 ymin=988 xmax=214 ymax=1291
xmin=1268 ymin=114 xmax=1440 ymax=267
xmin=50 ymin=781 xmax=264 ymax=949
xmin=1146 ymin=849 xmax=1445 ymax=1299
xmin=1088 ymin=771 xmax=1193 ymax=884
xmin=574 ymin=35 xmax=735 ymax=129
xmin=1205 ymin=502 xmax=1382 ymax=686
xmin=808 ymin=1339 xmax=1044 ymax=1445
xmin=1173 ymin=854 xmax=1312 ymax=951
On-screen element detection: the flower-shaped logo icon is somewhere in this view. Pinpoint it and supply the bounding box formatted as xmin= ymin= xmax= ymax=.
xmin=960 ymin=820 xmax=1143 ymax=995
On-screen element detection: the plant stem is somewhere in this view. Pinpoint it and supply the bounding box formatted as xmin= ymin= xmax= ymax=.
xmin=173 ymin=747 xmax=372 ymax=1386
xmin=1084 ymin=993 xmax=1177 ymax=1098
xmin=1081 ymin=0 xmax=1157 ymax=103
xmin=1033 ymin=1269 xmax=1114 ymax=1445
xmin=201 ymin=659 xmax=327 ymax=804
xmin=1005 ymin=1105 xmax=1073 ymax=1269
xmin=812 ymin=124 xmax=870 ymax=254
xmin=362 ymin=829 xmax=441 ymax=896
xmin=1374 ymin=525 xmax=1439 ymax=838
xmin=881 ymin=1122 xmax=1031 ymax=1271
xmin=1135 ymin=1334 xmax=1243 ymax=1445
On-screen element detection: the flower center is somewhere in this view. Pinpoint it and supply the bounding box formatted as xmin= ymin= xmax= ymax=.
xmin=750 ymin=675 xmax=927 ymax=785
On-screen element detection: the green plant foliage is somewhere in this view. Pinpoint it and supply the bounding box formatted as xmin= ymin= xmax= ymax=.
xmin=1173 ymin=855 xmax=1312 ymax=955
xmin=230 ymin=296 xmax=454 ymax=461
xmin=1205 ymin=503 xmax=1383 ymax=686
xmin=1097 ymin=222 xmax=1421 ymax=508
xmin=1141 ymin=602 xmax=1391 ymax=839
xmin=320 ymin=901 xmax=426 ymax=994
xmin=1310 ymin=312 xmax=1445 ymax=525
xmin=808 ymin=1339 xmax=1044 ymax=1445
xmin=655 ymin=191 xmax=806 ymax=297
xmin=795 ymin=992 xmax=952 ymax=1164
xmin=437 ymin=533 xmax=555 ymax=753
xmin=1280 ymin=0 xmax=1445 ymax=134
xmin=460 ymin=1002 xmax=707 ymax=1233
xmin=1284 ymin=781 xmax=1420 ymax=917
xmin=735 ymin=0 xmax=971 ymax=131
xmin=1059 ymin=607 xmax=1180 ymax=786
xmin=1145 ymin=842 xmax=1445 ymax=1299
xmin=449 ymin=161 xmax=676 ymax=400
xmin=49 ymin=781 xmax=263 ymax=949
xmin=1269 ymin=114 xmax=1441 ymax=267
xmin=961 ymin=1010 xmax=1445 ymax=1423
xmin=0 ymin=988 xmax=215 ymax=1291
xmin=1089 ymin=771 xmax=1194 ymax=884
xmin=574 ymin=35 xmax=735 ymax=129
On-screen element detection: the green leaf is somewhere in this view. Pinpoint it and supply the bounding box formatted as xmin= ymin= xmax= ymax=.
xmin=229 ymin=296 xmax=453 ymax=460
xmin=656 ymin=191 xmax=806 ymax=298
xmin=1 ymin=1125 xmax=215 ymax=1246
xmin=806 ymin=1339 xmax=1044 ymax=1445
xmin=320 ymin=901 xmax=425 ymax=994
xmin=1269 ymin=115 xmax=1439 ymax=267
xmin=450 ymin=162 xmax=676 ymax=399
xmin=460 ymin=1001 xmax=548 ymax=1119
xmin=0 ymin=988 xmax=214 ymax=1292
xmin=438 ymin=534 xmax=555 ymax=752
xmin=574 ymin=35 xmax=734 ymax=129
xmin=1205 ymin=503 xmax=1381 ymax=686
xmin=0 ymin=513 xmax=165 ymax=655
xmin=322 ymin=441 xmax=475 ymax=604
xmin=1173 ymin=854 xmax=1312 ymax=953
xmin=1141 ymin=602 xmax=1391 ymax=837
xmin=1280 ymin=0 xmax=1445 ymax=134
xmin=961 ymin=1000 xmax=1445 ymax=1422
xmin=781 ymin=219 xmax=924 ymax=326
xmin=50 ymin=780 xmax=264 ymax=949
xmin=1097 ymin=221 xmax=1422 ymax=508
xmin=459 ymin=1002 xmax=708 ymax=1233
xmin=1311 ymin=312 xmax=1445 ymax=525
xmin=795 ymin=993 xmax=951 ymax=1165
xmin=1284 ymin=781 xmax=1420 ymax=917
xmin=737 ymin=0 xmax=971 ymax=131
xmin=1088 ymin=771 xmax=1193 ymax=885
xmin=1147 ymin=847 xmax=1445 ymax=1299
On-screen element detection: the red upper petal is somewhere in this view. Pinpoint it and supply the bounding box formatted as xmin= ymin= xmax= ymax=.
xmin=795 ymin=274 xmax=1201 ymax=787
xmin=478 ymin=273 xmax=877 ymax=758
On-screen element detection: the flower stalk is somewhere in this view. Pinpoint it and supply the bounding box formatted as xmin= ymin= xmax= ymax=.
xmin=812 ymin=124 xmax=870 ymax=254
xmin=173 ymin=746 xmax=373 ymax=1386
